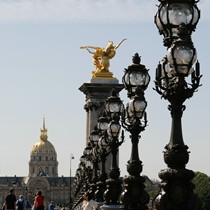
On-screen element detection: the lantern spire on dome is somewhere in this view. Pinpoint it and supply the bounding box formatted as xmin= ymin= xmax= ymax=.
xmin=40 ymin=117 xmax=48 ymax=141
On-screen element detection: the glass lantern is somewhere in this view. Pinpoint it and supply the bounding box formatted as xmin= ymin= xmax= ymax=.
xmin=122 ymin=53 xmax=150 ymax=97
xmin=84 ymin=144 xmax=92 ymax=156
xmin=80 ymin=155 xmax=86 ymax=164
xmin=127 ymin=96 xmax=147 ymax=120
xmin=155 ymin=1 xmax=200 ymax=44
xmin=97 ymin=116 xmax=109 ymax=132
xmin=105 ymin=89 xmax=124 ymax=118
xmin=167 ymin=40 xmax=197 ymax=76
xmin=89 ymin=129 xmax=100 ymax=145
xmin=107 ymin=120 xmax=121 ymax=138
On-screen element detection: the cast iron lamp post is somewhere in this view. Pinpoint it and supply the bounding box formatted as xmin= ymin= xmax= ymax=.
xmin=82 ymin=145 xmax=93 ymax=193
xmin=98 ymin=134 xmax=110 ymax=180
xmin=90 ymin=129 xmax=100 ymax=185
xmin=72 ymin=168 xmax=80 ymax=201
xmin=154 ymin=0 xmax=202 ymax=209
xmin=103 ymin=91 xmax=124 ymax=205
xmin=89 ymin=129 xmax=100 ymax=197
xmin=72 ymin=159 xmax=86 ymax=208
xmin=95 ymin=116 xmax=110 ymax=202
xmin=120 ymin=53 xmax=150 ymax=210
xmin=94 ymin=134 xmax=110 ymax=202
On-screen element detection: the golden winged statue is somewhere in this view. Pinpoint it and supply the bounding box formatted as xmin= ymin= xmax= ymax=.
xmin=80 ymin=39 xmax=126 ymax=78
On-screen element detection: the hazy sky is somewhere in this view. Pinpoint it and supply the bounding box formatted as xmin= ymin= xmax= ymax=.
xmin=0 ymin=0 xmax=210 ymax=180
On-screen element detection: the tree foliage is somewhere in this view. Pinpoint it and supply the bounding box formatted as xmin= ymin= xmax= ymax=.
xmin=193 ymin=171 xmax=210 ymax=210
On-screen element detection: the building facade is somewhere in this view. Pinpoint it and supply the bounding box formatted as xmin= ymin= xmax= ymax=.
xmin=0 ymin=119 xmax=72 ymax=209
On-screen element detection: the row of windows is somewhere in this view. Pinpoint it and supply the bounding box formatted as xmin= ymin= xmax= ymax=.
xmin=32 ymin=156 xmax=56 ymax=161
xmin=33 ymin=150 xmax=55 ymax=154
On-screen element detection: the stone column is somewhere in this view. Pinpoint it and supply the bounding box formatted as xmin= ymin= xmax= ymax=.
xmin=79 ymin=77 xmax=124 ymax=146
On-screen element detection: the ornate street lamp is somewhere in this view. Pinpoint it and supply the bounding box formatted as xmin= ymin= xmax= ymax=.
xmin=103 ymin=90 xmax=124 ymax=205
xmin=72 ymin=157 xmax=87 ymax=208
xmin=95 ymin=116 xmax=110 ymax=202
xmin=154 ymin=0 xmax=202 ymax=209
xmin=91 ymin=149 xmax=100 ymax=196
xmin=95 ymin=133 xmax=110 ymax=202
xmin=82 ymin=145 xmax=93 ymax=193
xmin=120 ymin=53 xmax=150 ymax=210
xmin=103 ymin=117 xmax=124 ymax=205
xmin=98 ymin=134 xmax=110 ymax=182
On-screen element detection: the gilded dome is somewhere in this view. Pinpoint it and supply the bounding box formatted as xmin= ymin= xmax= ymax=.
xmin=31 ymin=139 xmax=56 ymax=154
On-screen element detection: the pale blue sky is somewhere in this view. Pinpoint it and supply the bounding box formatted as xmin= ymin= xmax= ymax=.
xmin=0 ymin=0 xmax=209 ymax=180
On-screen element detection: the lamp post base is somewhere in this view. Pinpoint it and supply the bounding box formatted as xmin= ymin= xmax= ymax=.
xmin=121 ymin=175 xmax=149 ymax=210
xmin=153 ymin=168 xmax=202 ymax=210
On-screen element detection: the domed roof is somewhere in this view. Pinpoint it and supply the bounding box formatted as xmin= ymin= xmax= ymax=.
xmin=31 ymin=118 xmax=56 ymax=154
xmin=31 ymin=139 xmax=56 ymax=154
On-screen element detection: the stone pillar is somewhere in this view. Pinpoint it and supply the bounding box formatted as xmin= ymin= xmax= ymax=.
xmin=79 ymin=77 xmax=124 ymax=145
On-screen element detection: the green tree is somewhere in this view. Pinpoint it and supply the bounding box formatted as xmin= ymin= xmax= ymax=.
xmin=193 ymin=172 xmax=210 ymax=210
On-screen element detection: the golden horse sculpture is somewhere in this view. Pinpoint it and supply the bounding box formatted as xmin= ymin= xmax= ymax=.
xmin=80 ymin=39 xmax=126 ymax=78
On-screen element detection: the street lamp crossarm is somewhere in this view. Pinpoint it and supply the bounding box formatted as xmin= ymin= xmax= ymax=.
xmin=155 ymin=74 xmax=201 ymax=102
xmin=121 ymin=117 xmax=146 ymax=136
